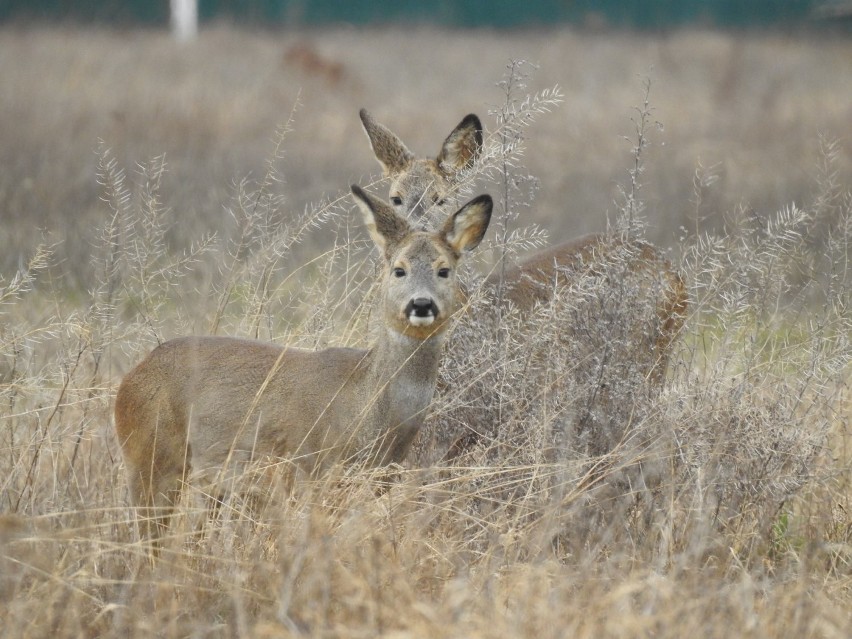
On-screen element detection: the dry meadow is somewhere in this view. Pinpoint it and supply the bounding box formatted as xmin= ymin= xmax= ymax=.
xmin=1 ymin=24 xmax=851 ymax=638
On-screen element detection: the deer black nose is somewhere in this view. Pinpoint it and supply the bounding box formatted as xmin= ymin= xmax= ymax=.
xmin=407 ymin=297 xmax=438 ymax=319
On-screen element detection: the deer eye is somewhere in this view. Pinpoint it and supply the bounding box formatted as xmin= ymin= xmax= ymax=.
xmin=437 ymin=267 xmax=450 ymax=279
xmin=391 ymin=196 xmax=403 ymax=206
xmin=393 ymin=267 xmax=406 ymax=278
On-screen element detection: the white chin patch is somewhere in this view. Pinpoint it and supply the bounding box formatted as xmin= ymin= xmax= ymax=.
xmin=408 ymin=315 xmax=435 ymax=327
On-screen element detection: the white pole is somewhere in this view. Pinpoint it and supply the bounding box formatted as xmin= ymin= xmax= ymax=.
xmin=170 ymin=0 xmax=198 ymax=43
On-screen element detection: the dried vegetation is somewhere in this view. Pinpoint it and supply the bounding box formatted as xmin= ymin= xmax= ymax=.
xmin=1 ymin=26 xmax=851 ymax=639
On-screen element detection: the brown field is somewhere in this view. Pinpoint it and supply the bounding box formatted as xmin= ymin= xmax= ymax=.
xmin=1 ymin=24 xmax=851 ymax=638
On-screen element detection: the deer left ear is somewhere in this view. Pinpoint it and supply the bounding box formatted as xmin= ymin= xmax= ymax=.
xmin=351 ymin=185 xmax=411 ymax=257
xmin=436 ymin=114 xmax=483 ymax=177
xmin=360 ymin=109 xmax=415 ymax=177
xmin=441 ymin=194 xmax=492 ymax=255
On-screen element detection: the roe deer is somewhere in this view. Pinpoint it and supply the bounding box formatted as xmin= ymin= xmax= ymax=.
xmin=361 ymin=109 xmax=688 ymax=463
xmin=360 ymin=109 xmax=687 ymax=387
xmin=359 ymin=108 xmax=482 ymax=222
xmin=114 ymin=185 xmax=492 ymax=539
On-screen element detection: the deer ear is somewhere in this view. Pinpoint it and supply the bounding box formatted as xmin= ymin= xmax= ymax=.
xmin=360 ymin=109 xmax=414 ymax=176
xmin=436 ymin=114 xmax=483 ymax=177
xmin=441 ymin=194 xmax=492 ymax=255
xmin=351 ymin=185 xmax=411 ymax=257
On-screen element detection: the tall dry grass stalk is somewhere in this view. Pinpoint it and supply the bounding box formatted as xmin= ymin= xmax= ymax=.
xmin=1 ymin=73 xmax=850 ymax=637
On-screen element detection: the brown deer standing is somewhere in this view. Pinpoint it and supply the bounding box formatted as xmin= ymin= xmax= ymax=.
xmin=114 ymin=185 xmax=492 ymax=540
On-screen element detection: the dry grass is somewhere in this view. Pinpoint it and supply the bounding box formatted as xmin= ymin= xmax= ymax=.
xmin=1 ymin=24 xmax=852 ymax=639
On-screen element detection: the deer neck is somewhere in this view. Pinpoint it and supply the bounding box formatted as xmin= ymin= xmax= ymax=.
xmin=359 ymin=325 xmax=445 ymax=463
xmin=367 ymin=325 xmax=443 ymax=399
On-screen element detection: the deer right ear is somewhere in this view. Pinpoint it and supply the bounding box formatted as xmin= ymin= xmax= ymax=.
xmin=436 ymin=114 xmax=483 ymax=177
xmin=359 ymin=109 xmax=414 ymax=177
xmin=351 ymin=185 xmax=411 ymax=257
xmin=441 ymin=194 xmax=492 ymax=255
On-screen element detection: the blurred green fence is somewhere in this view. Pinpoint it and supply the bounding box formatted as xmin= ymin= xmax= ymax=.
xmin=0 ymin=0 xmax=828 ymax=28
